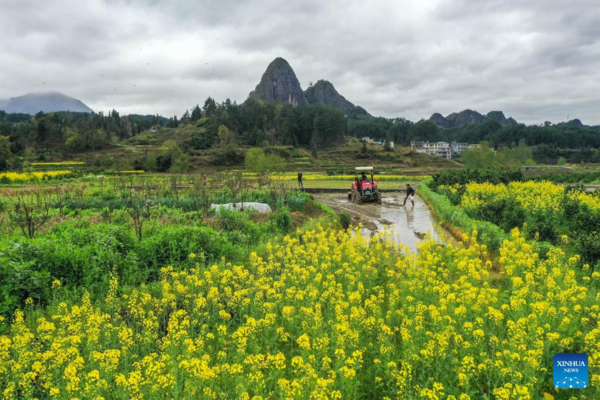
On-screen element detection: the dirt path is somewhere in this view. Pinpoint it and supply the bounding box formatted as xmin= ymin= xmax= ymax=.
xmin=314 ymin=192 xmax=452 ymax=253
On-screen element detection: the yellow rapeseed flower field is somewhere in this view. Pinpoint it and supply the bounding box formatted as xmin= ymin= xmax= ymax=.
xmin=31 ymin=161 xmax=85 ymax=166
xmin=0 ymin=226 xmax=598 ymax=398
xmin=450 ymin=181 xmax=565 ymax=215
xmin=0 ymin=170 xmax=73 ymax=182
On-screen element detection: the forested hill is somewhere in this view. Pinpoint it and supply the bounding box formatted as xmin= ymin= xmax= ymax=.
xmin=3 ymin=95 xmax=600 ymax=163
xmin=0 ymin=98 xmax=348 ymax=163
xmin=348 ymin=115 xmax=600 ymax=148
xmin=0 ymin=109 xmax=166 ymax=155
xmin=429 ymin=110 xmax=518 ymax=129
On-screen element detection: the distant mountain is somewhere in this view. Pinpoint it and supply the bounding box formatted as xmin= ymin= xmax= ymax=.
xmin=446 ymin=110 xmax=488 ymax=126
xmin=429 ymin=109 xmax=518 ymax=128
xmin=429 ymin=113 xmax=453 ymax=129
xmin=248 ymin=57 xmax=370 ymax=116
xmin=248 ymin=58 xmax=305 ymax=106
xmin=0 ymin=99 xmax=8 ymax=110
xmin=486 ymin=111 xmax=517 ymax=126
xmin=557 ymin=119 xmax=584 ymax=128
xmin=304 ymin=80 xmax=369 ymax=117
xmin=2 ymin=92 xmax=93 ymax=115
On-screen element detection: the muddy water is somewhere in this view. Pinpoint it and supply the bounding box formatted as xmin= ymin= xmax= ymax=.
xmin=314 ymin=193 xmax=452 ymax=253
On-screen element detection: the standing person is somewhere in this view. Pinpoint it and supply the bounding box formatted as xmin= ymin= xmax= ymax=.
xmin=203 ymin=173 xmax=207 ymax=186
xmin=404 ymin=184 xmax=415 ymax=206
xmin=297 ymin=171 xmax=303 ymax=189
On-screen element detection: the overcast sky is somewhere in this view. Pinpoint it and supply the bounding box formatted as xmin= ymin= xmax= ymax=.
xmin=1 ymin=0 xmax=599 ymax=124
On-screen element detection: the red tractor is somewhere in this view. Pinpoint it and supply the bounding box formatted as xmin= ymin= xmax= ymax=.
xmin=348 ymin=167 xmax=381 ymax=204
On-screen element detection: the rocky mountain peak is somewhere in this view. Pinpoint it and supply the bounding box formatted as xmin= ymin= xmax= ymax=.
xmin=248 ymin=58 xmax=371 ymax=116
xmin=248 ymin=57 xmax=305 ymax=106
xmin=304 ymin=80 xmax=368 ymax=117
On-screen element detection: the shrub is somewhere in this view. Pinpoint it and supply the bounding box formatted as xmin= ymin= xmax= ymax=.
xmin=574 ymin=231 xmax=600 ymax=269
xmin=0 ymin=223 xmax=242 ymax=315
xmin=287 ymin=190 xmax=311 ymax=212
xmin=273 ymin=207 xmax=292 ymax=234
xmin=215 ymin=208 xmax=267 ymax=246
xmin=192 ymin=130 xmax=216 ymax=150
xmin=155 ymin=154 xmax=172 ymax=172
xmin=211 ymin=149 xmax=246 ymax=166
xmin=338 ymin=212 xmax=352 ymax=230
xmin=136 ymin=226 xmax=238 ymax=276
xmin=524 ymin=210 xmax=560 ymax=244
xmin=431 ymin=168 xmax=523 ymax=190
xmin=467 ymin=197 xmax=526 ymax=233
xmin=245 ymin=148 xmax=285 ymax=174
xmin=0 ymin=224 xmax=138 ymax=313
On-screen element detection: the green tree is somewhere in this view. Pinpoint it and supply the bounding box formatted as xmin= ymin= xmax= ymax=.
xmin=167 ymin=116 xmax=179 ymax=128
xmin=192 ymin=129 xmax=216 ymax=149
xmin=0 ymin=135 xmax=12 ymax=160
xmin=218 ymin=125 xmax=233 ymax=150
xmin=312 ymin=106 xmax=346 ymax=148
xmin=0 ymin=135 xmax=11 ymax=171
xmin=203 ymin=97 xmax=217 ymax=117
xmin=462 ymin=142 xmax=498 ymax=168
xmin=65 ymin=134 xmax=83 ymax=153
xmin=245 ymin=148 xmax=284 ymax=174
xmin=170 ymin=153 xmax=190 ymax=173
xmin=557 ymin=157 xmax=567 ymax=166
xmin=191 ymin=105 xmax=202 ymax=122
xmin=496 ymin=139 xmax=534 ymax=167
xmin=410 ymin=120 xmax=441 ymax=142
xmin=514 ymin=139 xmax=534 ymax=165
xmin=180 ymin=110 xmax=191 ymax=125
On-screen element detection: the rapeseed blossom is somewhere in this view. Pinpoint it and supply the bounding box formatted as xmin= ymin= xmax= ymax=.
xmin=0 ymin=170 xmax=72 ymax=182
xmin=0 ymin=226 xmax=598 ymax=397
xmin=459 ymin=181 xmax=564 ymax=214
xmin=31 ymin=161 xmax=85 ymax=166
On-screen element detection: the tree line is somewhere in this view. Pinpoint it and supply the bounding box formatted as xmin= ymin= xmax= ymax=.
xmin=348 ymin=117 xmax=600 ymax=150
xmin=0 ymin=110 xmax=165 ymax=157
xmin=4 ymin=97 xmax=600 ymax=170
xmin=186 ymin=97 xmax=347 ymax=150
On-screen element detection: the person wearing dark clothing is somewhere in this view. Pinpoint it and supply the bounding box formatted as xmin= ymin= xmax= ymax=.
xmin=297 ymin=171 xmax=303 ymax=189
xmin=404 ymin=184 xmax=415 ymax=206
xmin=361 ymin=172 xmax=368 ymax=182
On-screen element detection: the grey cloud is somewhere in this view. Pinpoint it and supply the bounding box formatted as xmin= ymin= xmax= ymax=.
xmin=1 ymin=0 xmax=600 ymax=124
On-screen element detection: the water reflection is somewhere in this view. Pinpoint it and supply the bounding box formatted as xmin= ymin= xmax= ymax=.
xmin=323 ymin=193 xmax=452 ymax=254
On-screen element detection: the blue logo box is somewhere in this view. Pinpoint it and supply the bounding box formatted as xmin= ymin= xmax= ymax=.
xmin=554 ymin=353 xmax=588 ymax=389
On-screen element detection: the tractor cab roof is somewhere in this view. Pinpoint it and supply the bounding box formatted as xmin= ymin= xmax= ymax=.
xmin=355 ymin=166 xmax=373 ymax=171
